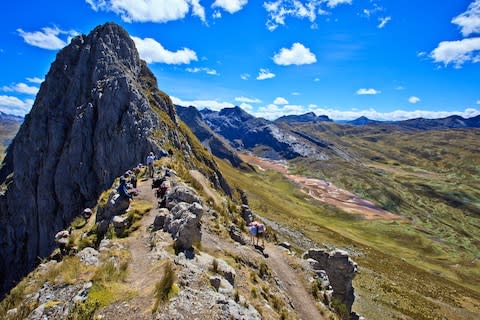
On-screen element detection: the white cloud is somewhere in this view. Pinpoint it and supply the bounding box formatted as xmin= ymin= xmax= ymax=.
xmin=430 ymin=37 xmax=480 ymax=68
xmin=256 ymin=68 xmax=276 ymax=80
xmin=189 ymin=0 xmax=206 ymax=22
xmin=408 ymin=96 xmax=420 ymax=104
xmin=378 ymin=16 xmax=391 ymax=29
xmin=171 ymin=96 xmax=236 ymax=111
xmin=325 ymin=0 xmax=351 ymax=8
xmin=263 ymin=0 xmax=351 ymax=31
xmin=240 ymin=73 xmax=250 ymax=80
xmin=17 ymin=27 xmax=78 ymax=50
xmin=0 ymin=95 xmax=34 ymax=116
xmin=213 ymin=11 xmax=222 ymax=18
xmin=26 ymin=77 xmax=44 ymax=84
xmin=305 ymin=105 xmax=480 ymax=121
xmin=451 ymin=0 xmax=480 ymax=37
xmin=395 ymin=86 xmax=405 ymax=91
xmin=273 ymin=97 xmax=289 ymax=105
xmin=273 ymin=42 xmax=317 ymax=65
xmin=477 ymin=100 xmax=480 ymax=105
xmin=252 ymin=103 xmax=307 ymax=120
xmin=235 ymin=96 xmax=262 ymax=103
xmin=314 ymin=77 xmax=320 ymax=82
xmin=2 ymin=83 xmax=39 ymax=95
xmin=86 ymin=0 xmax=206 ymax=23
xmin=239 ymin=103 xmax=253 ymax=111
xmin=291 ymin=92 xmax=301 ymax=95
xmin=212 ymin=0 xmax=248 ymax=14
xmin=131 ymin=36 xmax=197 ymax=64
xmin=356 ymin=88 xmax=381 ymax=95
xmin=186 ymin=67 xmax=219 ymax=75
xmin=417 ymin=51 xmax=427 ymax=57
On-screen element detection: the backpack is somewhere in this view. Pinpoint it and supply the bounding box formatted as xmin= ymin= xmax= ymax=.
xmin=257 ymin=224 xmax=265 ymax=234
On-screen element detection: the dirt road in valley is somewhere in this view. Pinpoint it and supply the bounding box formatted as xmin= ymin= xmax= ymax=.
xmin=240 ymin=154 xmax=402 ymax=220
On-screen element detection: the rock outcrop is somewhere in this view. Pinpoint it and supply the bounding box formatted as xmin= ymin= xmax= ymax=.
xmin=304 ymin=248 xmax=358 ymax=314
xmin=0 ymin=22 xmax=229 ymax=297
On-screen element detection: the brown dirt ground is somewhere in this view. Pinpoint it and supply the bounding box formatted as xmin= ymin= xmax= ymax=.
xmin=240 ymin=153 xmax=402 ymax=220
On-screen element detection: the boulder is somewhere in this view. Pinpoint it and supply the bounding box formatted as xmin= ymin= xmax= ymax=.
xmin=304 ymin=248 xmax=358 ymax=314
xmin=210 ymin=276 xmax=221 ymax=290
xmin=240 ymin=205 xmax=254 ymax=224
xmin=76 ymin=248 xmax=100 ymax=266
xmin=112 ymin=215 xmax=129 ymax=237
xmin=228 ymin=225 xmax=247 ymax=245
xmin=153 ymin=208 xmax=170 ymax=231
xmin=163 ymin=201 xmax=204 ymax=251
xmin=165 ymin=185 xmax=202 ymax=209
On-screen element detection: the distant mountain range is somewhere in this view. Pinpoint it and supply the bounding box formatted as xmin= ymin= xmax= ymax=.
xmin=342 ymin=114 xmax=480 ymax=129
xmin=275 ymin=112 xmax=332 ymax=123
xmin=0 ymin=112 xmax=23 ymax=123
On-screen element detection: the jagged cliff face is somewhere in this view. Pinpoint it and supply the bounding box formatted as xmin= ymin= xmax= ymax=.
xmin=0 ymin=23 xmax=226 ymax=297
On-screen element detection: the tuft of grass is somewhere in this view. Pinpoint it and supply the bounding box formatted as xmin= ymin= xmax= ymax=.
xmin=66 ymin=300 xmax=99 ymax=320
xmin=211 ymin=258 xmax=219 ymax=274
xmin=152 ymin=261 xmax=178 ymax=312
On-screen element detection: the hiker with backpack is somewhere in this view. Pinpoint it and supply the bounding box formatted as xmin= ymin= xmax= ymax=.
xmin=146 ymin=152 xmax=156 ymax=178
xmin=117 ymin=175 xmax=133 ymax=201
xmin=256 ymin=222 xmax=266 ymax=247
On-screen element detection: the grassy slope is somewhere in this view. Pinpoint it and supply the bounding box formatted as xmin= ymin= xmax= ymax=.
xmin=217 ymin=152 xmax=480 ymax=320
xmin=0 ymin=121 xmax=20 ymax=161
xmin=286 ymin=124 xmax=480 ymax=286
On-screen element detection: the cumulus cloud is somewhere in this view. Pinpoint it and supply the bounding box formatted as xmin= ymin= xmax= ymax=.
xmin=408 ymin=96 xmax=420 ymax=104
xmin=26 ymin=77 xmax=44 ymax=84
xmin=263 ymin=0 xmax=350 ymax=31
xmin=273 ymin=42 xmax=317 ymax=65
xmin=0 ymin=95 xmax=34 ymax=116
xmin=273 ymin=97 xmax=289 ymax=105
xmin=2 ymin=83 xmax=39 ymax=95
xmin=256 ymin=68 xmax=276 ymax=80
xmin=17 ymin=26 xmax=78 ymax=50
xmin=235 ymin=96 xmax=262 ymax=103
xmin=186 ymin=67 xmax=219 ymax=75
xmin=171 ymin=96 xmax=235 ymax=111
xmin=86 ymin=0 xmax=206 ymax=23
xmin=451 ymin=0 xmax=480 ymax=37
xmin=430 ymin=37 xmax=480 ymax=68
xmin=325 ymin=0 xmax=351 ymax=8
xmin=240 ymin=73 xmax=250 ymax=80
xmin=378 ymin=16 xmax=391 ymax=29
xmin=253 ymin=103 xmax=305 ymax=120
xmin=212 ymin=0 xmax=248 ymax=14
xmin=131 ymin=36 xmax=197 ymax=64
xmin=356 ymin=88 xmax=381 ymax=95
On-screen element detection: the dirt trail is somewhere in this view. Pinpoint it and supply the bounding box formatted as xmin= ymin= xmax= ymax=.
xmin=100 ymin=178 xmax=158 ymax=320
xmin=125 ymin=178 xmax=157 ymax=292
xmin=265 ymin=243 xmax=325 ymax=320
xmin=202 ymin=230 xmax=325 ymax=320
xmin=240 ymin=153 xmax=402 ymax=220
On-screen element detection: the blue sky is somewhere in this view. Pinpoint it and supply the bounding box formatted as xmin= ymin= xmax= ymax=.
xmin=1 ymin=0 xmax=480 ymax=120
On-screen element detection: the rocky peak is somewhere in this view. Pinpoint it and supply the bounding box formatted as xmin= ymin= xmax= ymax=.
xmin=218 ymin=106 xmax=255 ymax=122
xmin=0 ymin=22 xmax=223 ymax=297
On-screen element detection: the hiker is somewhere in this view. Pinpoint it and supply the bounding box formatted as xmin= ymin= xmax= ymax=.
xmin=117 ymin=175 xmax=133 ymax=201
xmin=248 ymin=222 xmax=258 ymax=244
xmin=256 ymin=223 xmax=266 ymax=247
xmin=146 ymin=152 xmax=156 ymax=178
xmin=129 ymin=170 xmax=137 ymax=188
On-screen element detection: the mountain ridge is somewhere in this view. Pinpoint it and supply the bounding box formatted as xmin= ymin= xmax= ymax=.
xmin=0 ymin=22 xmax=228 ymax=297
